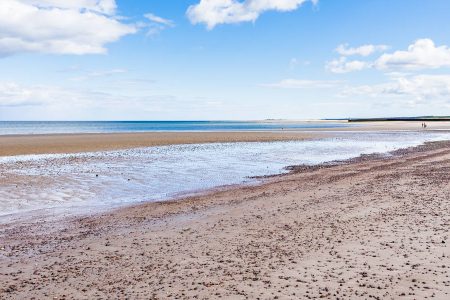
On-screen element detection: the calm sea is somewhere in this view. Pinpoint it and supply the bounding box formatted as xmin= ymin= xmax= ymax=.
xmin=0 ymin=121 xmax=350 ymax=135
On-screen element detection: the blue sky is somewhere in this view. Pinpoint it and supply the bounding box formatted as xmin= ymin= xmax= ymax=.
xmin=1 ymin=0 xmax=450 ymax=120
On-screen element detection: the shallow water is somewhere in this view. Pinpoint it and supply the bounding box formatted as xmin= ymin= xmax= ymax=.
xmin=0 ymin=131 xmax=449 ymax=218
xmin=0 ymin=120 xmax=351 ymax=135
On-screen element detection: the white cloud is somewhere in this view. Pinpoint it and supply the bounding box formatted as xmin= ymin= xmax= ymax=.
xmin=336 ymin=43 xmax=388 ymax=57
xmin=144 ymin=13 xmax=175 ymax=36
xmin=328 ymin=40 xmax=450 ymax=107
xmin=328 ymin=39 xmax=450 ymax=74
xmin=328 ymin=43 xmax=387 ymax=74
xmin=144 ymin=13 xmax=175 ymax=27
xmin=0 ymin=80 xmax=138 ymax=108
xmin=262 ymin=78 xmax=340 ymax=89
xmin=0 ymin=81 xmax=153 ymax=110
xmin=19 ymin=0 xmax=117 ymax=15
xmin=0 ymin=0 xmax=136 ymax=56
xmin=342 ymin=74 xmax=450 ymax=101
xmin=326 ymin=57 xmax=369 ymax=74
xmin=69 ymin=69 xmax=127 ymax=81
xmin=0 ymin=82 xmax=69 ymax=107
xmin=0 ymin=81 xmax=234 ymax=120
xmin=187 ymin=0 xmax=317 ymax=29
xmin=375 ymin=39 xmax=450 ymax=70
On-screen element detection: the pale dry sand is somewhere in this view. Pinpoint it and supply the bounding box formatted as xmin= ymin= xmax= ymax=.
xmin=0 ymin=131 xmax=318 ymax=157
xmin=1 ymin=141 xmax=449 ymax=299
xmin=259 ymin=120 xmax=450 ymax=132
xmin=308 ymin=121 xmax=450 ymax=132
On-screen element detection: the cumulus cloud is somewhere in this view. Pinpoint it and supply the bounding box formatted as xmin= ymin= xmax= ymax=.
xmin=375 ymin=39 xmax=450 ymax=70
xmin=342 ymin=74 xmax=450 ymax=101
xmin=262 ymin=78 xmax=340 ymax=89
xmin=328 ymin=39 xmax=450 ymax=74
xmin=327 ymin=43 xmax=387 ymax=73
xmin=330 ymin=40 xmax=450 ymax=106
xmin=187 ymin=0 xmax=317 ymax=29
xmin=0 ymin=0 xmax=136 ymax=56
xmin=326 ymin=57 xmax=369 ymax=74
xmin=336 ymin=43 xmax=388 ymax=57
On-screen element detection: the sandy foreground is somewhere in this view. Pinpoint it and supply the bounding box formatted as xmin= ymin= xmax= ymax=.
xmin=1 ymin=141 xmax=449 ymax=299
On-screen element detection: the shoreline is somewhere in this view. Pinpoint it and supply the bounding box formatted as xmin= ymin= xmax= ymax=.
xmin=0 ymin=138 xmax=443 ymax=222
xmin=89 ymin=138 xmax=450 ymax=216
xmin=1 ymin=121 xmax=450 ymax=157
xmin=1 ymin=140 xmax=449 ymax=298
xmin=0 ymin=131 xmax=320 ymax=157
xmin=1 ymin=131 xmax=449 ymax=223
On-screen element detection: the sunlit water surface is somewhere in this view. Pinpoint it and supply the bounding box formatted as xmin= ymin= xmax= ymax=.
xmin=0 ymin=131 xmax=449 ymax=219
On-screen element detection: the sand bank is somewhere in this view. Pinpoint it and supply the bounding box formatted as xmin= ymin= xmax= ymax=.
xmin=1 ymin=141 xmax=449 ymax=299
xmin=0 ymin=131 xmax=320 ymax=157
xmin=2 ymin=121 xmax=450 ymax=157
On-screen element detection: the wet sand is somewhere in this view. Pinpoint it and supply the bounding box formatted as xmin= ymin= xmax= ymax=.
xmin=1 ymin=141 xmax=449 ymax=299
xmin=0 ymin=131 xmax=318 ymax=156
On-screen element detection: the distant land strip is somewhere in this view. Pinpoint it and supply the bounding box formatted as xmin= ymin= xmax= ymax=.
xmin=348 ymin=116 xmax=450 ymax=122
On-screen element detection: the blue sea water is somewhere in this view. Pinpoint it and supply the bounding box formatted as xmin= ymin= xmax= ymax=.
xmin=0 ymin=121 xmax=350 ymax=135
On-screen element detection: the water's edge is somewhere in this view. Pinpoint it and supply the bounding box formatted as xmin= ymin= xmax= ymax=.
xmin=1 ymin=132 xmax=449 ymax=224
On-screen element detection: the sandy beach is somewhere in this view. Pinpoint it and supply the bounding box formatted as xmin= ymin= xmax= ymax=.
xmin=3 ymin=1 xmax=449 ymax=299
xmin=1 ymin=139 xmax=449 ymax=299
xmin=1 ymin=121 xmax=450 ymax=157
xmin=0 ymin=131 xmax=319 ymax=157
